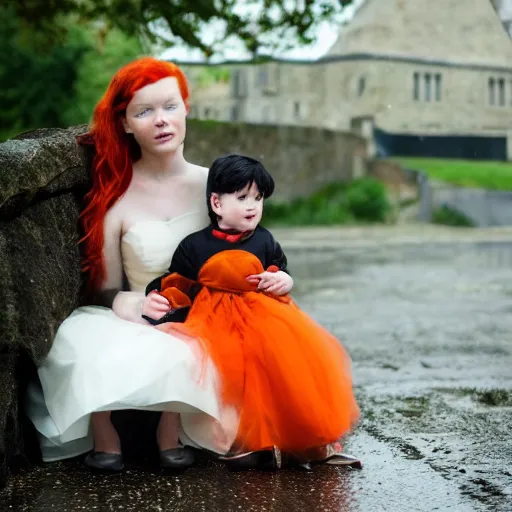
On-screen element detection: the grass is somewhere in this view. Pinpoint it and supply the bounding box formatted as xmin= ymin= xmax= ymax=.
xmin=262 ymin=178 xmax=390 ymax=226
xmin=392 ymin=157 xmax=512 ymax=190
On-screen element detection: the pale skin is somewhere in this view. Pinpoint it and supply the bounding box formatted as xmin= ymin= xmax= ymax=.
xmin=92 ymin=76 xmax=209 ymax=454
xmin=143 ymin=182 xmax=294 ymax=319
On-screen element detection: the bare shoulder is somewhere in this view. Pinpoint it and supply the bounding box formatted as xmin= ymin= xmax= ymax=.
xmin=187 ymin=163 xmax=208 ymax=185
xmin=103 ymin=194 xmax=129 ymax=234
xmin=184 ymin=163 xmax=209 ymax=200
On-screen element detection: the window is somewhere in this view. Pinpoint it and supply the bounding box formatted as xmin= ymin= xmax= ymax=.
xmin=424 ymin=73 xmax=431 ymax=102
xmin=414 ymin=71 xmax=442 ymax=102
xmin=489 ymin=78 xmax=496 ymax=105
xmin=357 ymin=76 xmax=366 ymax=97
xmin=488 ymin=76 xmax=508 ymax=107
xmin=498 ymin=78 xmax=505 ymax=106
xmin=434 ymin=74 xmax=442 ymax=101
xmin=230 ymin=106 xmax=238 ymax=122
xmin=293 ymin=101 xmax=300 ymax=118
xmin=413 ymin=72 xmax=420 ymax=101
xmin=231 ymin=69 xmax=247 ymax=98
xmin=260 ymin=63 xmax=279 ymax=95
xmin=257 ymin=68 xmax=268 ymax=87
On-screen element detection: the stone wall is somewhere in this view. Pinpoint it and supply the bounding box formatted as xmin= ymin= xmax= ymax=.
xmin=184 ymin=120 xmax=366 ymax=200
xmin=429 ymin=183 xmax=512 ymax=227
xmin=0 ymin=126 xmax=90 ymax=487
xmin=370 ymin=158 xmax=512 ymax=227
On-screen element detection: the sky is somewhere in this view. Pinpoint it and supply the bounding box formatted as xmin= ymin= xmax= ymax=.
xmin=159 ymin=0 xmax=364 ymax=63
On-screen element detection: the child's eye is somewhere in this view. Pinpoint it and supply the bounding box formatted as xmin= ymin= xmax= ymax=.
xmin=165 ymin=104 xmax=177 ymax=110
xmin=256 ymin=195 xmax=263 ymax=201
xmin=238 ymin=195 xmax=247 ymax=201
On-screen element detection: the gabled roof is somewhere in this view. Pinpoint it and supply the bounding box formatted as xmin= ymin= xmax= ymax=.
xmin=327 ymin=0 xmax=512 ymax=67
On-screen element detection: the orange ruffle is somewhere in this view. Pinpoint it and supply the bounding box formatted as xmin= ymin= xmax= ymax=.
xmin=157 ymin=250 xmax=359 ymax=453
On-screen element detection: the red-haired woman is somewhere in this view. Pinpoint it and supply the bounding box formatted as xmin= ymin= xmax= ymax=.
xmin=26 ymin=57 xmax=230 ymax=472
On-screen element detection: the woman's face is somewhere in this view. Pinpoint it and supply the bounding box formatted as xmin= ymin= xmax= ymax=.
xmin=123 ymin=77 xmax=187 ymax=156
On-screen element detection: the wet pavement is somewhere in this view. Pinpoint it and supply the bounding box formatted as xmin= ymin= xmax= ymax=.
xmin=2 ymin=226 xmax=511 ymax=511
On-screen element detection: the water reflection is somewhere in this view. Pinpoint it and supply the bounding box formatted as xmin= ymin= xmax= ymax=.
xmin=2 ymin=457 xmax=358 ymax=512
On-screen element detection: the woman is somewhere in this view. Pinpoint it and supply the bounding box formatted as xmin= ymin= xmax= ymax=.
xmin=26 ymin=57 xmax=232 ymax=472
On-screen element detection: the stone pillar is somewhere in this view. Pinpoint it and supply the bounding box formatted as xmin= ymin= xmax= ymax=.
xmin=417 ymin=172 xmax=433 ymax=222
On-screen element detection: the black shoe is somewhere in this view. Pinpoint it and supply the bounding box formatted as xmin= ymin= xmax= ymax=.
xmin=220 ymin=447 xmax=281 ymax=471
xmin=159 ymin=447 xmax=195 ymax=469
xmin=84 ymin=451 xmax=124 ymax=472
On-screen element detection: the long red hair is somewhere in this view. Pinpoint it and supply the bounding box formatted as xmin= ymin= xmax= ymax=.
xmin=80 ymin=57 xmax=190 ymax=291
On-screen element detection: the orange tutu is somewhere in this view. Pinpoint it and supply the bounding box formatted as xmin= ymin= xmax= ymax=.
xmin=157 ymin=250 xmax=359 ymax=453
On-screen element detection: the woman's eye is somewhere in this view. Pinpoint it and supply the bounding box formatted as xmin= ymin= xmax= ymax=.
xmin=135 ymin=108 xmax=150 ymax=117
xmin=165 ymin=104 xmax=177 ymax=110
xmin=256 ymin=195 xmax=263 ymax=201
xmin=238 ymin=195 xmax=246 ymax=201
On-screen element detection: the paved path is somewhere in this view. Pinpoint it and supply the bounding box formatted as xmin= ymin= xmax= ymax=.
xmin=1 ymin=226 xmax=511 ymax=511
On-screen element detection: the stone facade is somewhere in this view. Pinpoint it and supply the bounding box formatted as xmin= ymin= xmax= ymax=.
xmin=181 ymin=0 xmax=512 ymax=139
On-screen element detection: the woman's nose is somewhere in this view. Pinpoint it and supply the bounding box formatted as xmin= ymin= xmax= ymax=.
xmin=154 ymin=109 xmax=167 ymax=126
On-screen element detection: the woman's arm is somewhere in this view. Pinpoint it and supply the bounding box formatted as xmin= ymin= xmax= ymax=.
xmin=95 ymin=208 xmax=148 ymax=324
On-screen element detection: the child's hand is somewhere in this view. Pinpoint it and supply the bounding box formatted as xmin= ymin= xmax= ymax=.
xmin=142 ymin=290 xmax=172 ymax=320
xmin=246 ymin=271 xmax=293 ymax=295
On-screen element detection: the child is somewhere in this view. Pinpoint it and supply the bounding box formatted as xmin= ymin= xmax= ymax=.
xmin=142 ymin=154 xmax=360 ymax=469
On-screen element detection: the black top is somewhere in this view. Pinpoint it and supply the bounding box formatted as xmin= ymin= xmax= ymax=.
xmin=143 ymin=225 xmax=288 ymax=325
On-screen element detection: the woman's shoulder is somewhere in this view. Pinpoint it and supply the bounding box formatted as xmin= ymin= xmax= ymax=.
xmin=185 ymin=163 xmax=208 ymax=184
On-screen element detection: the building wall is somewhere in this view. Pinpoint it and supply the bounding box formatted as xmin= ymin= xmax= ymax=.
xmin=325 ymin=59 xmax=512 ymax=135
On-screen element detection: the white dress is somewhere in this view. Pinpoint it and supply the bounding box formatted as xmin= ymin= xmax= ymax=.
xmin=26 ymin=211 xmax=229 ymax=462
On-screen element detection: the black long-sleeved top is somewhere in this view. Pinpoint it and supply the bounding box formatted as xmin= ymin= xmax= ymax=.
xmin=143 ymin=225 xmax=288 ymax=324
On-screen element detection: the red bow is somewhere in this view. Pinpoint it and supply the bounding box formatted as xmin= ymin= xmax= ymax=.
xmin=212 ymin=229 xmax=250 ymax=243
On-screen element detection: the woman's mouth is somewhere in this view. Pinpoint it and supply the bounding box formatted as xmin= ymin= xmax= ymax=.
xmin=154 ymin=132 xmax=174 ymax=143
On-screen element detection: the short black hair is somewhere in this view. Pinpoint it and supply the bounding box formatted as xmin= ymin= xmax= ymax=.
xmin=206 ymin=154 xmax=275 ymax=224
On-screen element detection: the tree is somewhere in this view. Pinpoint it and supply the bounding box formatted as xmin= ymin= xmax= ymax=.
xmin=0 ymin=6 xmax=143 ymax=140
xmin=0 ymin=6 xmax=91 ymax=140
xmin=63 ymin=28 xmax=144 ymax=126
xmin=14 ymin=0 xmax=352 ymax=57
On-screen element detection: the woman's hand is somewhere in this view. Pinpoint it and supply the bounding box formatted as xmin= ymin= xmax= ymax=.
xmin=141 ymin=290 xmax=172 ymax=320
xmin=111 ymin=291 xmax=166 ymax=324
xmin=246 ymin=271 xmax=293 ymax=295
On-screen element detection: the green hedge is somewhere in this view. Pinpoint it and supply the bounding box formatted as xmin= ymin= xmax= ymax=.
xmin=263 ymin=178 xmax=390 ymax=226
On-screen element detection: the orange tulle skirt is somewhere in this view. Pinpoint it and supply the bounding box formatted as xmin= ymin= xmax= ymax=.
xmin=157 ymin=250 xmax=359 ymax=453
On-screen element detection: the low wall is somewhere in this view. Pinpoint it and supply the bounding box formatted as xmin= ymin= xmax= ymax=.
xmin=430 ymin=184 xmax=512 ymax=226
xmin=185 ymin=120 xmax=367 ymax=200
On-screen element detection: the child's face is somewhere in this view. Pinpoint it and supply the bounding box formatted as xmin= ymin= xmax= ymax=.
xmin=211 ymin=182 xmax=263 ymax=232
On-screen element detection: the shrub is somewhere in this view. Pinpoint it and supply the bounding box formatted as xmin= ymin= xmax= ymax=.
xmin=432 ymin=205 xmax=475 ymax=227
xmin=344 ymin=178 xmax=390 ymax=222
xmin=263 ymin=178 xmax=389 ymax=226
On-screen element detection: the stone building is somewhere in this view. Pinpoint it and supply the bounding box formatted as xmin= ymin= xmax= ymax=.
xmin=181 ymin=0 xmax=512 ymax=158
